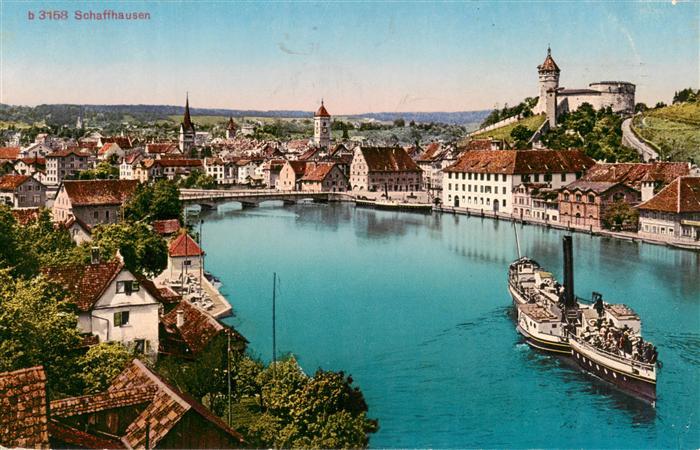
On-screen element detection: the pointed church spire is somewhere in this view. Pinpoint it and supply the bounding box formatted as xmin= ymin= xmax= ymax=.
xmin=183 ymin=93 xmax=194 ymax=131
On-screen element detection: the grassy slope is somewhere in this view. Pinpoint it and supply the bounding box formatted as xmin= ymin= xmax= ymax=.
xmin=633 ymin=102 xmax=700 ymax=162
xmin=470 ymin=113 xmax=546 ymax=143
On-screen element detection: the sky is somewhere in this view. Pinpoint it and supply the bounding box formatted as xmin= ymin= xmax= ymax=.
xmin=1 ymin=1 xmax=698 ymax=114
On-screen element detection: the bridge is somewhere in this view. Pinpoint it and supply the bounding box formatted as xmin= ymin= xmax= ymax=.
xmin=179 ymin=188 xmax=351 ymax=209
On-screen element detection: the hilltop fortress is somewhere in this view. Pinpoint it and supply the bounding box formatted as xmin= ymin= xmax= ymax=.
xmin=532 ymin=47 xmax=635 ymax=127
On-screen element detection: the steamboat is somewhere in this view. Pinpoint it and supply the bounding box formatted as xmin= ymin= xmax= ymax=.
xmin=508 ymin=235 xmax=658 ymax=404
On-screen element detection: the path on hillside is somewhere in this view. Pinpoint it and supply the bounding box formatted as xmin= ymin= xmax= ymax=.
xmin=622 ymin=117 xmax=659 ymax=162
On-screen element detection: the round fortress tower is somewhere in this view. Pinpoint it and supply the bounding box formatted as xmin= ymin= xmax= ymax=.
xmin=588 ymin=81 xmax=636 ymax=114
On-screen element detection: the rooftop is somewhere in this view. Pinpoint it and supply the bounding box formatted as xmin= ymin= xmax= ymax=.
xmin=0 ymin=174 xmax=32 ymax=191
xmin=168 ymin=232 xmax=204 ymax=257
xmin=61 ymin=179 xmax=138 ymax=206
xmin=359 ymin=147 xmax=421 ymax=173
xmin=0 ymin=366 xmax=49 ymax=449
xmin=445 ymin=149 xmax=594 ymax=175
xmin=637 ymin=176 xmax=700 ymax=213
xmin=42 ymin=260 xmax=124 ymax=312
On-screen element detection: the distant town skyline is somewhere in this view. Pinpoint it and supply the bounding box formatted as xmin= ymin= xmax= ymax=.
xmin=1 ymin=1 xmax=698 ymax=114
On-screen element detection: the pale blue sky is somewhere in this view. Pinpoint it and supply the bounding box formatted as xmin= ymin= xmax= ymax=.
xmin=1 ymin=1 xmax=698 ymax=113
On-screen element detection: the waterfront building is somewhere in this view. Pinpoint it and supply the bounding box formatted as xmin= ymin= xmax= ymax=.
xmin=349 ymin=146 xmax=422 ymax=192
xmin=577 ymin=162 xmax=691 ymax=201
xmin=637 ymin=176 xmax=700 ymax=242
xmin=314 ymin=100 xmax=332 ymax=148
xmin=45 ymin=148 xmax=91 ymax=186
xmin=512 ymin=183 xmax=560 ymax=223
xmin=531 ymin=47 xmax=635 ymax=127
xmin=558 ymin=180 xmax=640 ymax=230
xmin=262 ymin=159 xmax=286 ymax=189
xmin=52 ymin=179 xmax=138 ymax=226
xmin=443 ymin=149 xmax=594 ymax=213
xmin=416 ymin=142 xmax=461 ymax=197
xmin=300 ymin=162 xmax=349 ymax=192
xmin=204 ymin=157 xmax=237 ymax=185
xmin=0 ymin=174 xmax=46 ymax=208
xmin=232 ymin=158 xmax=258 ymax=184
xmin=278 ymin=160 xmax=308 ymax=191
xmin=179 ymin=95 xmax=196 ymax=153
xmin=42 ymin=258 xmax=166 ymax=358
xmin=167 ymin=232 xmax=204 ymax=281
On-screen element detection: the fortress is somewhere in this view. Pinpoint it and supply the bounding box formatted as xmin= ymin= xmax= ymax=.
xmin=532 ymin=47 xmax=635 ymax=127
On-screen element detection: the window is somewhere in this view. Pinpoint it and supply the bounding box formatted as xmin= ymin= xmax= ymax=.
xmin=93 ymin=211 xmax=99 ymax=219
xmin=486 ymin=174 xmax=490 ymax=181
xmin=575 ymin=194 xmax=582 ymax=202
xmin=564 ymin=193 xmax=570 ymax=201
xmin=502 ymin=174 xmax=507 ymax=182
xmin=105 ymin=210 xmax=110 ymax=220
xmin=480 ymin=173 xmax=484 ymax=181
xmin=534 ymin=174 xmax=540 ymax=182
xmin=114 ymin=311 xmax=130 ymax=327
xmin=502 ymin=187 xmax=506 ymax=195
xmin=588 ymin=194 xmax=595 ymax=203
xmin=116 ymin=280 xmax=140 ymax=295
xmin=561 ymin=174 xmax=566 ymax=182
xmin=544 ymin=173 xmax=552 ymax=182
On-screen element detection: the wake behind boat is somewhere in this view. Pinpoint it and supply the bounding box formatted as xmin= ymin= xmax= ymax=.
xmin=507 ymin=235 xmax=659 ymax=405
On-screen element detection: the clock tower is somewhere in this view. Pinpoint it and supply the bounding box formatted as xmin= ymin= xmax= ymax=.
xmin=313 ymin=100 xmax=331 ymax=148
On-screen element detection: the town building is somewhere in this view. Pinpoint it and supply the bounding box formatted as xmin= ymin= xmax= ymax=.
xmin=145 ymin=142 xmax=181 ymax=157
xmin=45 ymin=148 xmax=91 ymax=186
xmin=135 ymin=158 xmax=203 ymax=183
xmin=179 ymin=95 xmax=196 ymax=153
xmin=531 ymin=47 xmax=635 ymax=127
xmin=300 ymin=162 xmax=349 ymax=192
xmin=97 ymin=142 xmax=124 ymax=161
xmin=577 ymin=162 xmax=690 ymax=201
xmin=262 ymin=159 xmax=286 ymax=189
xmin=0 ymin=174 xmax=47 ymax=208
xmin=349 ymin=146 xmax=422 ymax=192
xmin=119 ymin=152 xmax=143 ymax=180
xmin=167 ymin=232 xmax=204 ymax=282
xmin=13 ymin=156 xmax=46 ymax=178
xmin=558 ymin=181 xmax=640 ymax=230
xmin=42 ymin=258 xmax=168 ymax=357
xmin=637 ymin=176 xmax=700 ymax=243
xmin=314 ymin=101 xmax=332 ymax=148
xmin=204 ymin=157 xmax=237 ymax=185
xmin=278 ymin=160 xmax=309 ymax=191
xmin=416 ymin=142 xmax=461 ymax=197
xmin=512 ymin=183 xmax=560 ymax=223
xmin=442 ymin=149 xmax=595 ymax=213
xmin=52 ymin=179 xmax=138 ymax=226
xmin=152 ymin=218 xmax=181 ymax=237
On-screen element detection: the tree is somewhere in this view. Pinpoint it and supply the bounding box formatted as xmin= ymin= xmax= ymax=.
xmin=78 ymin=161 xmax=119 ymax=180
xmin=602 ymin=200 xmax=639 ymax=231
xmin=124 ymin=180 xmax=182 ymax=223
xmin=179 ymin=170 xmax=216 ymax=189
xmin=0 ymin=270 xmax=83 ymax=396
xmin=510 ymin=125 xmax=532 ymax=149
xmin=90 ymin=222 xmax=168 ymax=277
xmin=393 ymin=118 xmax=405 ymax=128
xmin=673 ymin=88 xmax=698 ymax=104
xmin=635 ymin=103 xmax=649 ymax=113
xmin=0 ymin=205 xmax=39 ymax=278
xmin=78 ymin=342 xmax=132 ymax=393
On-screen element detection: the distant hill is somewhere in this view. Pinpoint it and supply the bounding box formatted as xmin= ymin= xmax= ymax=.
xmin=0 ymin=103 xmax=490 ymax=127
xmin=632 ymin=102 xmax=700 ymax=163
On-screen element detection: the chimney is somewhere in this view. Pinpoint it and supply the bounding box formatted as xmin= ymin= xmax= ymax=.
xmin=562 ymin=236 xmax=575 ymax=308
xmin=176 ymin=310 xmax=184 ymax=328
xmin=90 ymin=247 xmax=100 ymax=265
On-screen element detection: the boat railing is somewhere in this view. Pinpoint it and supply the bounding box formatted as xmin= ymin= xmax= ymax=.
xmin=574 ymin=336 xmax=655 ymax=372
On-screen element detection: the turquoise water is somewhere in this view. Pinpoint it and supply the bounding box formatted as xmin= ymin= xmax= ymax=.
xmin=200 ymin=202 xmax=700 ymax=448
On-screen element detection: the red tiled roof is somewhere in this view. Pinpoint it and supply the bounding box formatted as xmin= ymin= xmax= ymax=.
xmin=42 ymin=260 xmax=123 ymax=312
xmin=637 ymin=176 xmax=700 ymax=213
xmin=109 ymin=359 xmax=244 ymax=448
xmin=146 ymin=143 xmax=178 ymax=154
xmin=153 ymin=158 xmax=203 ymax=168
xmin=168 ymin=232 xmax=204 ymax=257
xmin=359 ymin=147 xmax=421 ymax=173
xmin=161 ymin=300 xmax=227 ymax=355
xmin=0 ymin=366 xmax=49 ymax=449
xmin=122 ymin=152 xmax=142 ymax=165
xmin=0 ymin=174 xmax=31 ymax=191
xmin=48 ymin=420 xmax=125 ymax=449
xmin=19 ymin=156 xmax=46 ymax=166
xmin=561 ymin=180 xmax=623 ymax=194
xmin=61 ymin=179 xmax=138 ymax=206
xmin=0 ymin=147 xmax=20 ymax=160
xmin=50 ymin=387 xmax=157 ymax=418
xmin=466 ymin=139 xmax=496 ymax=151
xmin=445 ymin=149 xmax=594 ymax=175
xmin=315 ymin=102 xmax=331 ymax=117
xmin=301 ymin=162 xmax=337 ymax=182
xmin=98 ymin=142 xmax=120 ymax=155
xmin=102 ymin=136 xmax=132 ymax=149
xmin=580 ymin=162 xmax=690 ymax=190
xmin=286 ymin=160 xmax=308 ymax=177
xmin=152 ymin=218 xmax=181 ymax=235
xmin=417 ymin=142 xmax=444 ymax=162
xmin=538 ymin=48 xmax=560 ymax=72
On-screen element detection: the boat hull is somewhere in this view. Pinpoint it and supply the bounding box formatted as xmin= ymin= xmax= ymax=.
xmin=516 ymin=324 xmax=571 ymax=355
xmin=508 ymin=282 xmax=528 ymax=306
xmin=570 ymin=343 xmax=656 ymax=404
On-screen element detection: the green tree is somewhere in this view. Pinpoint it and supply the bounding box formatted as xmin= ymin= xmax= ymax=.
xmin=510 ymin=125 xmax=532 ymax=149
xmin=25 ymin=209 xmax=85 ymax=268
xmin=0 ymin=205 xmax=39 ymax=278
xmin=0 ymin=270 xmax=82 ymax=396
xmin=90 ymin=222 xmax=168 ymax=277
xmin=393 ymin=118 xmax=405 ymax=128
xmin=124 ymin=179 xmax=182 ymax=222
xmin=602 ymin=200 xmax=640 ymax=231
xmin=78 ymin=342 xmax=132 ymax=393
xmin=78 ymin=161 xmax=119 ymax=180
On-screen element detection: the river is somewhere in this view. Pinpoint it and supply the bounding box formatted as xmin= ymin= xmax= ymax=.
xmin=199 ymin=202 xmax=699 ymax=448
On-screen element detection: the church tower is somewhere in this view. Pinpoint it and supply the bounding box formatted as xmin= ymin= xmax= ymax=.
xmin=225 ymin=117 xmax=238 ymax=139
xmin=179 ymin=94 xmax=196 ymax=153
xmin=313 ymin=100 xmax=331 ymax=148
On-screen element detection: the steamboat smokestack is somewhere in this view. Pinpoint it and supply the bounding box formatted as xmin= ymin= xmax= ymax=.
xmin=563 ymin=236 xmax=575 ymax=308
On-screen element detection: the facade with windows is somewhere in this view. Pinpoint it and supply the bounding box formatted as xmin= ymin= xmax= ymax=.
xmin=558 ymin=181 xmax=640 ymax=230
xmin=637 ymin=176 xmax=700 ymax=242
xmin=45 ymin=148 xmax=91 ymax=185
xmin=349 ymin=146 xmax=422 ymax=192
xmin=443 ymin=150 xmax=594 ymax=214
xmin=0 ymin=174 xmax=46 ymax=208
xmin=52 ymin=179 xmax=138 ymax=226
xmin=512 ymin=183 xmax=560 ymax=223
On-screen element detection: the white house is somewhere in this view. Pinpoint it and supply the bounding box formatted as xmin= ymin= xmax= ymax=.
xmin=442 ymin=149 xmax=595 ymax=214
xmin=42 ymin=258 xmax=169 ymax=358
xmin=637 ymin=176 xmax=700 ymax=243
xmin=166 ymin=232 xmax=204 ymax=281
